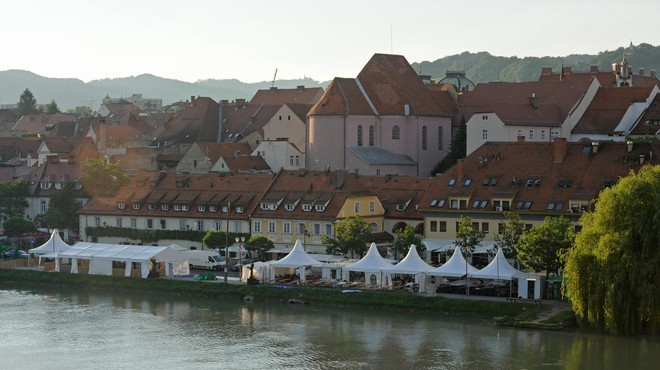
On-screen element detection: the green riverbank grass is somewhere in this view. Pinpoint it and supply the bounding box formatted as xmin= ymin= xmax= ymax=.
xmin=0 ymin=269 xmax=554 ymax=320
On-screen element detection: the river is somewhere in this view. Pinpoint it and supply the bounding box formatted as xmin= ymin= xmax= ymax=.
xmin=0 ymin=286 xmax=657 ymax=370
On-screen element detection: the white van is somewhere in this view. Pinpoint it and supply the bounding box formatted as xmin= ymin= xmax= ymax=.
xmin=183 ymin=250 xmax=225 ymax=271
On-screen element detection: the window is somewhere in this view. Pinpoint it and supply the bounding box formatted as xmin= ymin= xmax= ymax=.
xmin=196 ymin=220 xmax=204 ymax=231
xmin=529 ymin=130 xmax=534 ymax=140
xmin=289 ymin=156 xmax=294 ymax=166
xmin=392 ymin=125 xmax=400 ymax=140
xmin=215 ymin=221 xmax=222 ymax=231
xmin=430 ymin=221 xmax=438 ymax=232
xmin=325 ymin=224 xmax=332 ymax=236
xmin=295 ymin=156 xmax=300 ymax=166
xmin=268 ymin=221 xmax=276 ymax=234
xmin=234 ymin=221 xmax=242 ymax=233
xmin=148 ymin=204 xmax=156 ymax=211
xmin=94 ymin=217 xmax=100 ymax=227
xmin=147 ymin=219 xmax=153 ymax=229
xmin=547 ymin=202 xmax=555 ymax=211
xmin=369 ymin=125 xmax=374 ymax=146
xmin=40 ymin=199 xmax=47 ymax=212
xmin=439 ymin=221 xmax=447 ymax=232
xmin=160 ymin=219 xmax=166 ymax=229
xmin=448 ymin=178 xmax=456 ymax=186
xmin=278 ymin=115 xmax=282 ymax=121
xmin=117 ymin=203 xmax=125 ymax=210
xmin=450 ymin=199 xmax=459 ymax=209
xmin=287 ymin=115 xmax=291 ymax=121
xmin=517 ymin=129 xmax=522 ymax=137
xmin=354 ymin=202 xmax=360 ymax=214
xmin=482 ymin=129 xmax=488 ymax=140
xmin=174 ymin=204 xmax=181 ymax=211
xmin=235 ymin=206 xmax=244 ymax=213
xmin=357 ymin=125 xmax=363 ymax=146
xmin=438 ymin=127 xmax=443 ymax=150
xmin=498 ymin=223 xmax=504 ymax=234
xmin=313 ymin=223 xmax=320 ymax=235
xmin=179 ymin=219 xmax=186 ymax=230
xmin=302 ymin=204 xmax=312 ymax=212
xmin=482 ymin=115 xmax=488 ymax=120
xmin=422 ymin=126 xmax=427 ymax=150
xmin=130 ymin=218 xmax=137 ymax=228
xmin=132 ymin=203 xmax=140 ymax=210
xmin=285 ymin=204 xmax=294 ymax=211
xmin=369 ymin=201 xmax=375 ymax=213
xmin=283 ymin=222 xmax=291 ymax=234
xmin=464 ymin=179 xmax=472 ymax=186
xmin=298 ymin=223 xmax=306 ymax=235
xmin=209 ymin=205 xmax=217 ymax=212
xmin=315 ymin=204 xmax=325 ymax=212
xmin=253 ymin=221 xmax=261 ymax=233
xmin=541 ymin=130 xmax=546 ymax=140
xmin=396 ymin=204 xmax=406 ymax=211
xmin=161 ymin=204 xmax=169 ymax=211
xmin=116 ymin=218 xmax=122 ymax=227
xmin=481 ymin=222 xmax=489 ymax=233
xmin=40 ymin=182 xmax=51 ymax=190
xmin=438 ymin=199 xmax=446 ymax=208
xmin=198 ymin=205 xmax=205 ymax=212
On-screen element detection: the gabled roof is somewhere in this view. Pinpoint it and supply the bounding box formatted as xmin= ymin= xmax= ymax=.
xmin=539 ymin=66 xmax=659 ymax=88
xmin=220 ymin=103 xmax=281 ymax=142
xmin=630 ymin=93 xmax=660 ymax=135
xmin=151 ymin=97 xmax=219 ymax=147
xmin=572 ymin=86 xmax=654 ymax=134
xmin=0 ymin=137 xmax=41 ymax=165
xmin=249 ymin=86 xmax=324 ymax=106
xmin=309 ymin=54 xmax=453 ymax=117
xmin=13 ymin=113 xmax=76 ymax=133
xmin=223 ymin=155 xmax=271 ymax=173
xmin=189 ymin=142 xmax=253 ymax=164
xmin=348 ymin=145 xmax=417 ymax=165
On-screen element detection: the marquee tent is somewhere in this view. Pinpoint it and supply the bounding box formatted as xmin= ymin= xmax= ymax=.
xmin=269 ymin=240 xmax=323 ymax=283
xmin=428 ymin=247 xmax=479 ymax=278
xmin=470 ymin=248 xmax=525 ymax=281
xmin=383 ymin=245 xmax=434 ymax=292
xmin=56 ymin=243 xmax=189 ymax=278
xmin=28 ymin=229 xmax=70 ymax=259
xmin=342 ymin=243 xmax=394 ymax=287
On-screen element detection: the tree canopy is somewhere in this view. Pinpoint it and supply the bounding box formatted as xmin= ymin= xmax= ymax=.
xmin=0 ymin=181 xmax=28 ymax=220
xmin=516 ymin=216 xmax=574 ymax=283
xmin=431 ymin=115 xmax=466 ymax=176
xmin=322 ymin=215 xmax=370 ymax=258
xmin=44 ymin=99 xmax=60 ymax=114
xmin=455 ymin=216 xmax=485 ymax=255
xmin=35 ymin=182 xmax=79 ymax=234
xmin=244 ymin=235 xmax=274 ymax=261
xmin=80 ymin=157 xmax=129 ymax=198
xmin=202 ymin=231 xmax=228 ymax=251
xmin=17 ymin=88 xmax=38 ymax=116
xmin=493 ymin=211 xmax=524 ymax=260
xmin=391 ymin=224 xmax=425 ymax=259
xmin=3 ymin=217 xmax=37 ymax=238
xmin=564 ymin=166 xmax=660 ymax=335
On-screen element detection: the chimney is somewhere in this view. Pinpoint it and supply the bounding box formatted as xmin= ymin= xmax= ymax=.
xmin=553 ymin=138 xmax=567 ymax=163
xmin=590 ymin=65 xmax=599 ymax=74
xmin=517 ymin=136 xmax=526 ymax=142
xmin=336 ymin=170 xmax=344 ymax=189
xmin=591 ymin=141 xmax=599 ymax=153
xmin=456 ymin=158 xmax=465 ymax=179
xmin=627 ymin=140 xmax=634 ymax=153
xmin=270 ymin=87 xmax=278 ymax=93
xmin=639 ymin=68 xmax=645 ymax=76
xmin=528 ymin=93 xmax=538 ymax=109
xmin=651 ymin=70 xmax=657 ymax=78
xmin=296 ymin=85 xmax=304 ymax=92
xmin=220 ymin=99 xmax=228 ymax=105
xmin=235 ymin=98 xmax=246 ymax=106
xmin=563 ymin=66 xmax=572 ymax=75
xmin=541 ymin=67 xmax=552 ymax=76
xmin=191 ymin=96 xmax=196 ymax=103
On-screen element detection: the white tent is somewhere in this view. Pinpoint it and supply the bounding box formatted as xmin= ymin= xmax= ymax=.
xmin=471 ymin=248 xmax=525 ymax=280
xmin=241 ymin=261 xmax=271 ymax=283
xmin=383 ymin=245 xmax=434 ymax=292
xmin=56 ymin=243 xmax=189 ymax=278
xmin=428 ymin=247 xmax=479 ymax=278
xmin=28 ymin=229 xmax=70 ymax=259
xmin=342 ymin=243 xmax=394 ymax=287
xmin=269 ymin=240 xmax=323 ymax=283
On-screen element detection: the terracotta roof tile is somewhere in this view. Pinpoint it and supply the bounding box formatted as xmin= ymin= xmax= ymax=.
xmin=573 ymin=87 xmax=654 ymax=134
xmin=249 ymin=86 xmax=324 ymax=105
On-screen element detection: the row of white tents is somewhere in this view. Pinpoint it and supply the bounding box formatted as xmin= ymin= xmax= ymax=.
xmin=29 ymin=230 xmax=526 ymax=294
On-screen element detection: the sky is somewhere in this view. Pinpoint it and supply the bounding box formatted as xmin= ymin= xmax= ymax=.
xmin=3 ymin=0 xmax=659 ymax=83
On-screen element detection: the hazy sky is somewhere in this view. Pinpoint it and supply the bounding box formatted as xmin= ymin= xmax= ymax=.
xmin=3 ymin=0 xmax=658 ymax=83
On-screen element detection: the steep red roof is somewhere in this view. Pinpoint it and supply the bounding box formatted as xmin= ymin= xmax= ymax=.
xmin=152 ymin=97 xmax=219 ymax=146
xmin=630 ymin=93 xmax=660 ymax=135
xmin=572 ymin=87 xmax=653 ymax=134
xmin=249 ymin=86 xmax=324 ymax=105
xmin=220 ymin=103 xmax=280 ymax=141
xmin=308 ymin=78 xmax=374 ymax=116
xmin=13 ymin=113 xmax=76 ymax=133
xmin=539 ymin=66 xmax=659 ymax=88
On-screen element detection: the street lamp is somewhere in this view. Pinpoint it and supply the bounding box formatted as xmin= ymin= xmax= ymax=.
xmin=462 ymin=246 xmax=470 ymax=296
xmin=235 ymin=236 xmax=245 ymax=280
xmin=224 ymin=201 xmax=230 ymax=284
xmin=302 ymin=227 xmax=310 ymax=252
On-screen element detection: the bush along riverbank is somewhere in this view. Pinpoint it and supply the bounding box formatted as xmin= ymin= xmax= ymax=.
xmin=0 ymin=269 xmax=572 ymax=327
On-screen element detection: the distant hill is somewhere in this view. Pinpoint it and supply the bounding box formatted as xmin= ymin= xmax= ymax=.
xmin=412 ymin=43 xmax=660 ymax=84
xmin=1 ymin=43 xmax=658 ymax=111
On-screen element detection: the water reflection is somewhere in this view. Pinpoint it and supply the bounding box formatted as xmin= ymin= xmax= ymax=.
xmin=0 ymin=287 xmax=658 ymax=370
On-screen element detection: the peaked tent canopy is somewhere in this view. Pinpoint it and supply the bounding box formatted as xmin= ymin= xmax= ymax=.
xmin=343 ymin=243 xmax=394 ymax=272
xmin=28 ymin=229 xmax=70 ymax=257
xmin=428 ymin=247 xmax=479 ymax=278
xmin=269 ymin=240 xmax=322 ymax=283
xmin=470 ymin=248 xmax=525 ymax=280
xmin=384 ymin=245 xmax=434 ymax=274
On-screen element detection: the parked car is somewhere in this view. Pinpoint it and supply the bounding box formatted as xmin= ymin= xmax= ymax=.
xmin=230 ymin=259 xmax=256 ymax=272
xmin=3 ymin=250 xmax=28 ymax=259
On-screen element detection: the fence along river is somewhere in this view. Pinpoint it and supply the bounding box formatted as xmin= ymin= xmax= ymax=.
xmin=0 ymin=286 xmax=658 ymax=370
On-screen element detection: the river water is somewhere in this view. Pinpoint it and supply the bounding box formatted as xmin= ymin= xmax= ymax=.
xmin=0 ymin=286 xmax=657 ymax=370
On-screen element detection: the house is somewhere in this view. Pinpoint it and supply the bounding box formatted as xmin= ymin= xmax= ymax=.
xmin=419 ymin=138 xmax=659 ymax=264
xmin=176 ymin=142 xmax=253 ymax=174
xmin=307 ymin=53 xmax=454 ymax=176
xmin=261 ymin=103 xmax=312 ymax=156
xmin=150 ymin=96 xmax=220 ymax=150
xmin=251 ymin=139 xmax=304 ymax=172
xmin=219 ymin=101 xmax=280 ymax=148
xmin=629 ymin=93 xmax=660 ymax=137
xmin=0 ymin=137 xmax=41 ymax=167
xmin=78 ymin=171 xmax=274 ymax=247
xmin=12 ymin=113 xmax=77 ymax=136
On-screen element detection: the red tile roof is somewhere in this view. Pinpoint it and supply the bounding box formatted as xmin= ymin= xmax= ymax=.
xmin=152 ymin=97 xmax=219 ymax=146
xmin=539 ymin=67 xmax=659 ymax=88
xmin=249 ymin=86 xmax=324 ymax=105
xmin=220 ymin=103 xmax=281 ymax=141
xmin=573 ymin=86 xmax=653 ymax=134
xmin=13 ymin=113 xmax=76 ymax=133
xmin=630 ymin=93 xmax=660 ymax=135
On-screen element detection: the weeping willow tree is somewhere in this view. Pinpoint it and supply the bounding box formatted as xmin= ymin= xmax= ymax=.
xmin=564 ymin=165 xmax=660 ymax=335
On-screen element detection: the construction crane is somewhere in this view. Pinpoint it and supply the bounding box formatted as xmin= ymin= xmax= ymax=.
xmin=271 ymin=68 xmax=278 ymax=88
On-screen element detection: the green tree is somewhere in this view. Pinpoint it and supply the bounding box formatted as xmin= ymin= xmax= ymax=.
xmin=66 ymin=106 xmax=93 ymax=115
xmin=17 ymin=88 xmax=38 ymax=116
xmin=80 ymin=157 xmax=129 ymax=197
xmin=493 ymin=211 xmax=524 ymax=261
xmin=202 ymin=231 xmax=228 ymax=252
xmin=244 ymin=235 xmax=274 ymax=261
xmin=564 ymin=166 xmax=660 ymax=335
xmin=3 ymin=217 xmax=37 ymax=238
xmin=37 ymin=182 xmax=79 ymax=234
xmin=455 ymin=216 xmax=485 ymax=255
xmin=516 ymin=216 xmax=574 ymax=285
xmin=0 ymin=181 xmax=28 ymax=220
xmin=322 ymin=215 xmax=370 ymax=258
xmin=44 ymin=99 xmax=60 ymax=114
xmin=431 ymin=115 xmax=466 ymax=176
xmin=391 ymin=224 xmax=425 ymax=259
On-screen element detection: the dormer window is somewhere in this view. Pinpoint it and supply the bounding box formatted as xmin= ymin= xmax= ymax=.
xmin=55 ymin=182 xmax=64 ymax=190
xmin=235 ymin=206 xmax=244 ymax=213
xmin=302 ymin=204 xmax=312 ymax=212
xmin=40 ymin=182 xmax=52 ymax=190
xmin=161 ymin=204 xmax=169 ymax=211
xmin=132 ymin=203 xmax=140 ymax=210
xmin=437 ymin=199 xmax=446 ymax=208
xmin=173 ymin=204 xmax=181 ymax=211
xmin=148 ymin=204 xmax=156 ymax=211
xmin=430 ymin=199 xmax=438 ymax=207
xmin=73 ymin=183 xmax=82 ymax=190
xmin=260 ymin=203 xmax=268 ymax=210
xmin=117 ymin=203 xmax=126 ymax=210
xmin=396 ymin=204 xmax=406 ymax=211
xmin=209 ymin=205 xmax=217 ymax=212
xmin=285 ymin=204 xmax=295 ymax=211
xmin=182 ymin=205 xmax=189 ymax=211
xmin=198 ymin=205 xmax=206 ymax=212
xmin=464 ymin=179 xmax=472 ymax=186
xmin=222 ymin=206 xmax=229 ymax=213
xmin=315 ymin=204 xmax=325 ymax=212
xmin=448 ymin=178 xmax=456 ymax=186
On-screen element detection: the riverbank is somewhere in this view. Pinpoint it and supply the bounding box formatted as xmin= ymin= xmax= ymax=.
xmin=0 ymin=268 xmax=573 ymax=327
